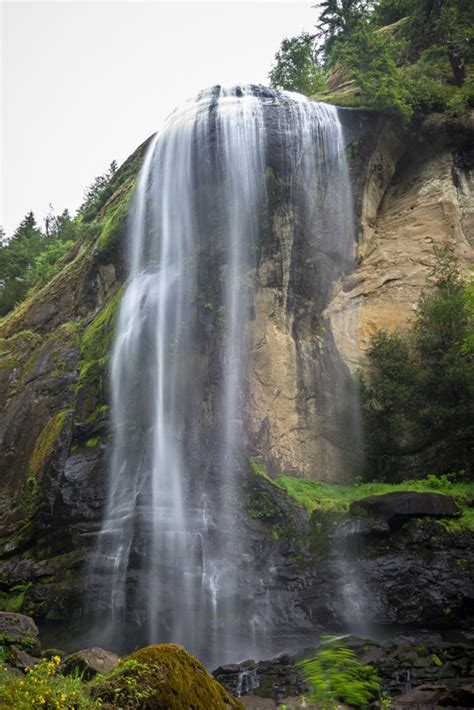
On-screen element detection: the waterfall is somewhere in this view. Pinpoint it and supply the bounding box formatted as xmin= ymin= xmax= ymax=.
xmin=88 ymin=85 xmax=355 ymax=667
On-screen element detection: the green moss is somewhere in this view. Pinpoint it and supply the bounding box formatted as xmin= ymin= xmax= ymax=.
xmin=91 ymin=644 xmax=244 ymax=709
xmin=0 ymin=632 xmax=37 ymax=653
xmin=96 ymin=177 xmax=135 ymax=259
xmin=29 ymin=411 xmax=67 ymax=476
xmin=432 ymin=653 xmax=443 ymax=667
xmin=346 ymin=138 xmax=362 ymax=159
xmin=440 ymin=507 xmax=474 ymax=532
xmin=309 ymin=509 xmax=344 ymax=556
xmin=0 ymin=583 xmax=32 ymax=613
xmin=246 ymin=461 xmax=286 ymax=531
xmin=79 ymin=287 xmax=123 ymax=388
xmin=85 ymin=438 xmax=98 ymax=448
xmin=265 ymin=167 xmax=291 ymax=204
xmin=245 ymin=460 xmax=308 ymax=563
xmin=249 ymin=457 xmax=274 ymax=483
xmin=77 ymin=289 xmax=123 ymax=428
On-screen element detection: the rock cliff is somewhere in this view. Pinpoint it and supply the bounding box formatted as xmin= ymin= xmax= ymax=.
xmin=0 ymin=107 xmax=472 ymax=648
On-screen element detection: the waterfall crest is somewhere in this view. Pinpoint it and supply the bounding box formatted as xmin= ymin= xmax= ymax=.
xmin=88 ymin=85 xmax=355 ymax=666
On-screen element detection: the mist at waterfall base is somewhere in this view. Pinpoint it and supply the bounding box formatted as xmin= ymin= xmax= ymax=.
xmin=86 ymin=85 xmax=358 ymax=667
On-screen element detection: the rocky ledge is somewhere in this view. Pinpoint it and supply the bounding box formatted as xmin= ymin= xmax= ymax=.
xmin=214 ymin=634 xmax=474 ymax=709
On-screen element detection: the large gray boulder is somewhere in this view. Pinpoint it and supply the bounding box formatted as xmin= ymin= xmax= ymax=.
xmin=61 ymin=646 xmax=120 ymax=680
xmin=350 ymin=491 xmax=459 ymax=530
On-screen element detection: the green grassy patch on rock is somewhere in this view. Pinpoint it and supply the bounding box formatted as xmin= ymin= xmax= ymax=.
xmin=275 ymin=474 xmax=474 ymax=529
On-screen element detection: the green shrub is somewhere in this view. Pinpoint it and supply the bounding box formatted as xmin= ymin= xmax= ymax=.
xmin=332 ymin=24 xmax=413 ymax=121
xmin=297 ymin=637 xmax=381 ymax=709
xmin=360 ymin=248 xmax=474 ymax=482
xmin=269 ymin=33 xmax=326 ymax=95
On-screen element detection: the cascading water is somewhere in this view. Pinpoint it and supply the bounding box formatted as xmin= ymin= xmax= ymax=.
xmin=88 ymin=85 xmax=356 ymax=667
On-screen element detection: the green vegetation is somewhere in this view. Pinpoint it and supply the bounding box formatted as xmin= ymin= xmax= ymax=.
xmin=29 ymin=412 xmax=67 ymax=477
xmin=0 ymin=211 xmax=77 ymax=317
xmin=246 ymin=459 xmax=292 ymax=540
xmin=0 ymin=583 xmax=32 ymax=613
xmin=360 ymin=248 xmax=473 ymax=482
xmin=75 ymin=288 xmax=123 ymax=429
xmin=0 ymin=656 xmax=97 ymax=709
xmin=0 ymin=150 xmax=140 ymax=320
xmin=79 ymin=288 xmax=123 ymax=388
xmin=77 ymin=152 xmax=141 ymax=225
xmin=91 ymin=644 xmax=244 ymax=710
xmin=0 ymin=646 xmax=244 ymax=710
xmin=269 ymin=32 xmax=326 ymax=94
xmin=297 ymin=637 xmax=381 ymax=709
xmin=77 ymin=160 xmax=118 ymax=223
xmin=269 ymin=0 xmax=474 ymax=120
xmin=276 ymin=472 xmax=473 ymax=527
xmin=96 ymin=177 xmax=135 ymax=260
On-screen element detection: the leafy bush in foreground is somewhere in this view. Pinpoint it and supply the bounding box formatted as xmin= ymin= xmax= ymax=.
xmin=0 ymin=656 xmax=97 ymax=709
xmin=297 ymin=637 xmax=381 ymax=709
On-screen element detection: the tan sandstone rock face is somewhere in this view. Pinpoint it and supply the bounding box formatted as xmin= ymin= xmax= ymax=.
xmin=327 ymin=144 xmax=474 ymax=374
xmin=244 ymin=114 xmax=473 ymax=481
xmin=245 ymin=214 xmax=354 ymax=481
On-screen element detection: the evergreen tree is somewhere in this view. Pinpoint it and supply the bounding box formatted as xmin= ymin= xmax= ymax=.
xmin=0 ymin=212 xmax=43 ymax=315
xmin=360 ymin=248 xmax=474 ymax=481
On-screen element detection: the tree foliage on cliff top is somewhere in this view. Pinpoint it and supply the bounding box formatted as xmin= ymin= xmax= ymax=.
xmin=269 ymin=0 xmax=474 ymax=120
xmin=0 ymin=150 xmax=140 ymax=319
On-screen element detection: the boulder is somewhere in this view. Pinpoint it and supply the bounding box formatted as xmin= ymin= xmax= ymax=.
xmin=0 ymin=612 xmax=41 ymax=656
xmin=9 ymin=644 xmax=40 ymax=670
xmin=350 ymin=492 xmax=459 ymax=530
xmin=391 ymin=682 xmax=474 ymax=708
xmin=62 ymin=646 xmax=120 ymax=680
xmin=92 ymin=643 xmax=244 ymax=709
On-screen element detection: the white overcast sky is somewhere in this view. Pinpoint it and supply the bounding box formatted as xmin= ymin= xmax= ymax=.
xmin=1 ymin=0 xmax=316 ymax=237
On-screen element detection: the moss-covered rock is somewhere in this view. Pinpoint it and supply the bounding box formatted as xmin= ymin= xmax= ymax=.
xmin=29 ymin=411 xmax=68 ymax=477
xmin=92 ymin=643 xmax=244 ymax=709
xmin=96 ymin=176 xmax=135 ymax=260
xmin=245 ymin=459 xmax=308 ymax=547
xmin=0 ymin=612 xmax=41 ymax=657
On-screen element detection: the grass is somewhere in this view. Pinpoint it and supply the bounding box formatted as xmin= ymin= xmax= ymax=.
xmin=274 ymin=473 xmax=474 ymax=529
